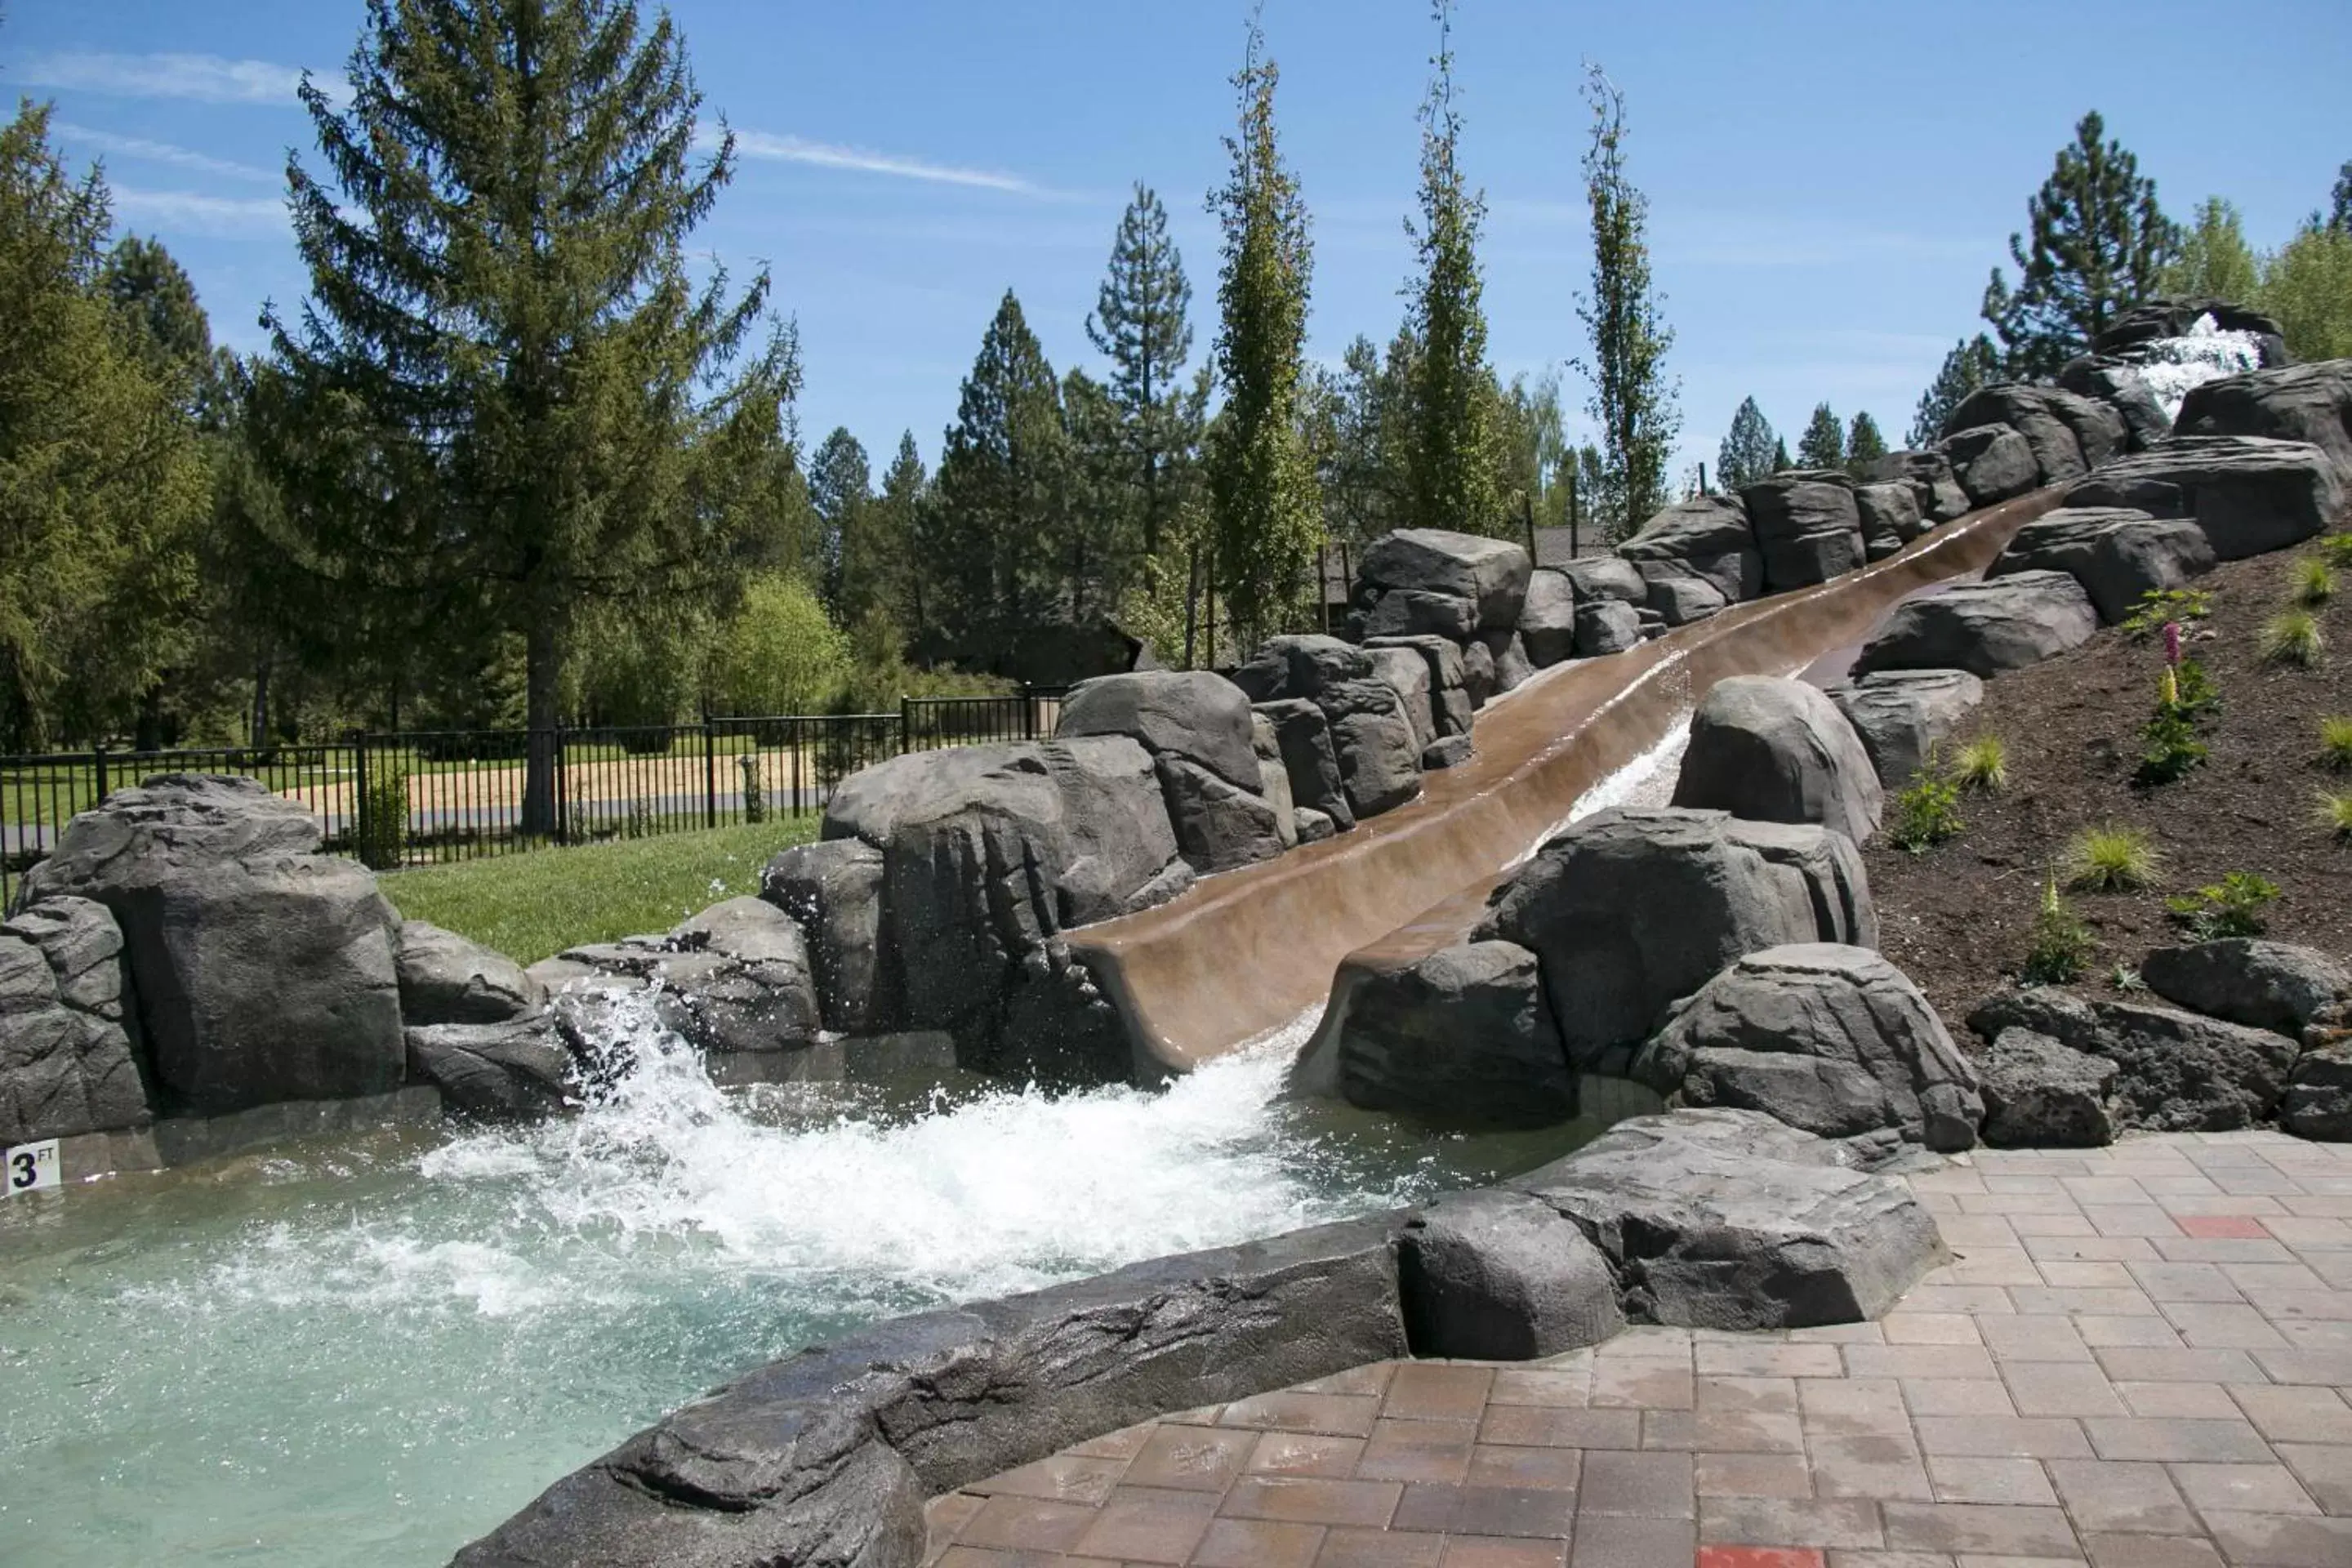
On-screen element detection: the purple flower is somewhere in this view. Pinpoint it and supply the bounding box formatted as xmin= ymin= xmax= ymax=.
xmin=2163 ymin=621 xmax=2182 ymax=666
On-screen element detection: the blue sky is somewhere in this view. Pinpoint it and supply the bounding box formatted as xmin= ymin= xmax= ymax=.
xmin=7 ymin=0 xmax=2349 ymax=476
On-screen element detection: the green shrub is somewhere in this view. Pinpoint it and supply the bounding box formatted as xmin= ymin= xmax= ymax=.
xmin=1889 ymin=766 xmax=1965 ymax=854
xmin=2294 ymin=558 xmax=2337 ymax=608
xmin=2261 ymin=608 xmax=2324 ymax=667
xmin=1950 ymin=735 xmax=2009 ymax=794
xmin=2172 ymin=657 xmax=2221 ymax=719
xmin=2319 ymin=715 xmax=2352 ymax=772
xmin=2022 ymin=875 xmax=2098 ymax=986
xmin=2319 ymin=791 xmax=2352 ymax=844
xmin=358 ymin=763 xmax=409 ymax=871
xmin=2121 ymin=586 xmax=2212 ymax=638
xmin=2167 ymin=871 xmax=2282 ymax=940
xmin=2137 ymin=708 xmax=2208 ymax=784
xmin=2064 ymin=824 xmax=2164 ymax=892
xmin=2319 ymin=532 xmax=2352 ymax=570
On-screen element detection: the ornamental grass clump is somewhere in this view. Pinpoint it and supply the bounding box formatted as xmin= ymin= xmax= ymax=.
xmin=2319 ymin=791 xmax=2352 ymax=844
xmin=2022 ymin=873 xmax=2097 ymax=986
xmin=1950 ymin=735 xmax=2008 ymax=794
xmin=2294 ymin=557 xmax=2337 ymax=608
xmin=2261 ymin=608 xmax=2324 ymax=668
xmin=2064 ymin=824 xmax=2164 ymax=892
xmin=2167 ymin=871 xmax=2281 ymax=940
xmin=2319 ymin=532 xmax=2352 ymax=570
xmin=2322 ymin=716 xmax=2352 ymax=772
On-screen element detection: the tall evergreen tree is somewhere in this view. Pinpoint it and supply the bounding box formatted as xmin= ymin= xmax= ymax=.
xmin=1205 ymin=11 xmax=1322 ymax=655
xmin=1844 ymin=410 xmax=1888 ymax=476
xmin=1717 ymin=396 xmax=1778 ymax=492
xmin=101 ymin=235 xmax=212 ymax=390
xmin=2163 ymin=196 xmax=2260 ymax=303
xmin=255 ymin=0 xmax=796 ymax=833
xmin=1908 ymin=334 xmax=2001 ymax=446
xmin=1771 ymin=436 xmax=1791 ymax=473
xmin=927 ymin=290 xmax=1069 ymax=644
xmin=1404 ymin=0 xmax=1503 ymax=538
xmin=1795 ymin=402 xmax=1843 ymax=470
xmin=1981 ymin=110 xmax=2176 ymax=379
xmin=847 ymin=430 xmax=926 ymax=632
xmin=1085 ymin=183 xmax=1196 ymax=563
xmin=2332 ymin=160 xmax=2352 ymax=234
xmin=807 ymin=426 xmax=871 ymax=614
xmin=1572 ymin=65 xmax=1678 ymax=541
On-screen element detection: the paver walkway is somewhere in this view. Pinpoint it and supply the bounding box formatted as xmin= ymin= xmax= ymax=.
xmin=922 ymin=1131 xmax=2352 ymax=1567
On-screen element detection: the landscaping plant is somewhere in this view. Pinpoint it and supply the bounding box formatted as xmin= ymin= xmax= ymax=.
xmin=358 ymin=764 xmax=410 ymax=872
xmin=2319 ymin=791 xmax=2352 ymax=844
xmin=2320 ymin=532 xmax=2352 ymax=571
xmin=1888 ymin=761 xmax=1965 ymax=854
xmin=2167 ymin=871 xmax=2282 ymax=940
xmin=2322 ymin=715 xmax=2352 ymax=772
xmin=2022 ymin=873 xmax=2098 ymax=985
xmin=2064 ymin=824 xmax=2164 ymax=892
xmin=2294 ymin=557 xmax=2336 ymax=608
xmin=739 ymin=753 xmax=767 ymax=825
xmin=2260 ymin=608 xmax=2324 ymax=667
xmin=2108 ymin=963 xmax=2146 ymax=993
xmin=1950 ymin=735 xmax=2009 ymax=794
xmin=2121 ymin=586 xmax=2211 ymax=639
xmin=2136 ymin=621 xmax=2215 ymax=784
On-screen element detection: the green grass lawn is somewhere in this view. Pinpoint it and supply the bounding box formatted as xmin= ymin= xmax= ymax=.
xmin=378 ymin=814 xmax=822 ymax=964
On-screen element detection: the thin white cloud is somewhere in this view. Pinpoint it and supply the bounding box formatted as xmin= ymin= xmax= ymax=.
xmin=20 ymin=51 xmax=312 ymax=107
xmin=56 ymin=123 xmax=278 ymax=184
xmin=724 ymin=127 xmax=1049 ymax=197
xmin=111 ymin=186 xmax=286 ymax=236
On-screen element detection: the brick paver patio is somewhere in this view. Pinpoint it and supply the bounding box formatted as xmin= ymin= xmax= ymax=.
xmin=921 ymin=1130 xmax=2352 ymax=1567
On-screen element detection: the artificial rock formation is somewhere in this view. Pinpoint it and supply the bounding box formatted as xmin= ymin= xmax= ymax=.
xmin=2173 ymin=360 xmax=2352 ymax=477
xmin=1851 ymin=571 xmax=2098 ymax=680
xmin=1940 ymin=424 xmax=2041 ymax=505
xmin=1254 ymin=697 xmax=1355 ymax=832
xmin=1743 ymin=470 xmax=1864 ymax=590
xmin=1826 ymin=669 xmax=1986 ymax=790
xmin=1987 ymin=505 xmax=2215 ymax=624
xmin=1670 ymin=675 xmax=1883 ymax=845
xmin=404 ymin=1015 xmax=576 ymax=1122
xmin=2066 ymin=434 xmax=2345 ymax=560
xmin=0 ymin=897 xmax=149 ymax=1143
xmin=1615 ymin=494 xmax=1762 ymax=604
xmin=761 ymin=838 xmax=898 ymax=1035
xmin=1633 ymin=945 xmax=1980 ymax=1152
xmin=1968 ymin=989 xmax=2297 ymax=1134
xmin=1232 ymin=637 xmax=1422 ymax=821
xmin=1517 ymin=569 xmax=1579 ymax=668
xmin=1358 ymin=528 xmax=1533 ymax=637
xmin=1398 ymin=1190 xmax=1624 ymax=1361
xmin=1329 ymin=939 xmax=1575 ymax=1129
xmin=2141 ymin=939 xmax=2352 ymax=1036
xmin=1573 ymin=598 xmax=1642 ymax=657
xmin=1977 ymin=1028 xmax=2120 ymax=1147
xmin=394 ymin=920 xmax=542 ymax=1026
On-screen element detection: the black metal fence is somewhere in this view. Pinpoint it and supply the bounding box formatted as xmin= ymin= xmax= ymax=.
xmin=1 ymin=688 xmax=1071 ymax=906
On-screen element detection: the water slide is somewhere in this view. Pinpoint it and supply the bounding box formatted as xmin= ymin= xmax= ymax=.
xmin=1069 ymin=487 xmax=2064 ymax=1080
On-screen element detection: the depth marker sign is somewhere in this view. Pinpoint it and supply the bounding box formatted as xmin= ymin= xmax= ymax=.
xmin=5 ymin=1138 xmax=60 ymax=1196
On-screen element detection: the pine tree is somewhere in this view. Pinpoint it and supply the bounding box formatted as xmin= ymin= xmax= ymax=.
xmin=100 ymin=235 xmax=212 ymax=391
xmin=1205 ymin=12 xmax=1322 ymax=656
xmin=807 ymin=427 xmax=871 ymax=614
xmin=1404 ymin=0 xmax=1503 ymax=538
xmin=2332 ymin=161 xmax=2352 ymax=234
xmin=1571 ymin=66 xmax=1678 ymax=541
xmin=1796 ymin=403 xmax=1844 ymax=470
xmin=2162 ymin=196 xmax=2260 ymax=303
xmin=1845 ymin=410 xmax=1889 ymax=476
xmin=1909 ymin=334 xmax=2002 ymax=446
xmin=1085 ymin=183 xmax=1197 ymax=564
xmin=1717 ymin=396 xmax=1778 ymax=492
xmin=851 ymin=430 xmax=927 ymax=631
xmin=929 ymin=290 xmax=1069 ymax=644
xmin=254 ymin=0 xmax=796 ymax=833
xmin=1771 ymin=436 xmax=1791 ymax=473
xmin=1981 ymin=110 xmax=2177 ymax=378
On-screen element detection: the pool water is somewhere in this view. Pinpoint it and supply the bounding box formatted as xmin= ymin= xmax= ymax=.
xmin=0 ymin=1004 xmax=1591 ymax=1566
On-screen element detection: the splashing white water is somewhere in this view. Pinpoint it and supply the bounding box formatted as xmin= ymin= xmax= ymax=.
xmin=1507 ymin=710 xmax=1694 ymax=872
xmin=2138 ymin=313 xmax=2265 ymax=423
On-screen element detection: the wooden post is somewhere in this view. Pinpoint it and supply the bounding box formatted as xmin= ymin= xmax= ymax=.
xmin=1522 ymin=491 xmax=1537 ymax=564
xmin=1699 ymin=461 xmax=1709 ymax=496
xmin=1566 ymin=467 xmax=1581 ymax=559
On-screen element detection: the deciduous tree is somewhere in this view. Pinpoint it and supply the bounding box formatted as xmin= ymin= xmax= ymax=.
xmin=2163 ymin=196 xmax=2260 ymax=303
xmin=1571 ymin=65 xmax=1678 ymax=541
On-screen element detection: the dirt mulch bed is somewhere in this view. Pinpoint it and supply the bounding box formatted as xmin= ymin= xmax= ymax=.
xmin=1862 ymin=542 xmax=2352 ymax=1040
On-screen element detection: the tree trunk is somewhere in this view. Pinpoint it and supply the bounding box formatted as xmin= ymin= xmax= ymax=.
xmin=250 ymin=651 xmax=271 ymax=747
xmin=1183 ymin=543 xmax=1200 ymax=670
xmin=133 ymin=685 xmax=166 ymax=754
xmin=521 ymin=614 xmax=560 ymax=839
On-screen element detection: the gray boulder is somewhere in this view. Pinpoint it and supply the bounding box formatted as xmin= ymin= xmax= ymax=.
xmin=1294 ymin=805 xmax=1338 ymax=844
xmin=1671 ymin=675 xmax=1883 ymax=844
xmin=1637 ymin=564 xmax=1730 ymax=626
xmin=2282 ymin=1045 xmax=2352 ymax=1142
xmin=1367 ymin=634 xmax=1473 ymax=737
xmin=2058 ymin=355 xmax=2172 ymax=451
xmin=1978 ymin=1028 xmax=2118 ymax=1147
xmin=1827 ymin=669 xmax=1986 ymax=788
xmin=1486 ymin=630 xmax=1535 ymax=693
xmin=1321 ymin=679 xmax=1424 ymax=819
xmin=1256 ymin=698 xmax=1354 ymax=831
xmin=1616 ymin=494 xmax=1762 ymax=604
xmin=1562 ymin=555 xmax=1648 ymax=606
xmin=2174 ymin=361 xmax=2352 ymax=479
xmin=406 ymin=1015 xmax=575 ymax=1121
xmin=0 ymin=898 xmax=149 ymax=1143
xmin=1945 ymin=385 xmax=2127 ymax=482
xmin=1360 ymin=528 xmax=1532 ymax=632
xmin=1055 ymin=670 xmax=1261 ymax=791
xmin=1366 ymin=644 xmax=1437 ymax=751
xmin=1229 ymin=634 xmax=1373 ymax=704
xmin=1507 ymin=1108 xmax=1947 ymax=1329
xmin=1422 ymin=734 xmax=1473 ymax=769
xmin=1459 ymin=637 xmax=1496 ymax=707
xmin=1851 ymin=571 xmax=2098 ymax=679
xmin=1574 ymin=597 xmax=1642 ymax=657
xmin=1633 ymin=945 xmax=1980 ymax=1152
xmin=1940 ymin=423 xmax=2041 ymax=504
xmin=2096 ymin=297 xmax=2292 ymax=363
xmin=2065 ymin=434 xmax=2345 ymax=560
xmin=1365 ymin=588 xmax=1479 ymax=642
xmin=1399 ymin=1190 xmax=1624 ymax=1360
xmin=394 ymin=920 xmax=541 ymax=1026
xmin=1251 ymin=710 xmax=1299 ymax=851
xmin=1477 ymin=808 xmax=1875 ymax=1071
xmin=1855 ymin=481 xmax=1924 ymax=561
xmin=1987 ymin=506 xmax=2216 ymax=624
xmin=1518 ymin=569 xmax=1579 ymax=667
xmin=761 ymin=838 xmax=898 ymax=1035
xmin=1967 ymin=989 xmax=2298 ymax=1133
xmin=457 ymin=1215 xmax=1405 ymax=1566
xmin=1333 ymin=940 xmax=1575 ymax=1129
xmin=1744 ymin=470 xmax=1866 ymax=590
xmin=1156 ymin=755 xmax=1285 ymax=874
xmin=18 ymin=774 xmax=403 ymax=1115
xmin=621 ymin=896 xmax=826 ymax=1055
xmin=2142 ymin=940 xmax=2352 ymax=1035
xmin=1893 ymin=449 xmax=1972 ymax=523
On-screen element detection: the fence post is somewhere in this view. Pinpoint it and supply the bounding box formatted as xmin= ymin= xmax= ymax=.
xmin=899 ymin=695 xmax=915 ymax=754
xmin=91 ymin=743 xmax=109 ymax=805
xmin=703 ymin=718 xmax=718 ymax=829
xmin=352 ymin=737 xmax=370 ymax=861
xmin=552 ymin=720 xmax=568 ymax=844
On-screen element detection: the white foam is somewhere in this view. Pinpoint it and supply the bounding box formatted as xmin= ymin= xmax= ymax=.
xmin=2137 ymin=313 xmax=2265 ymax=424
xmin=1507 ymin=710 xmax=1695 ymax=872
